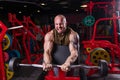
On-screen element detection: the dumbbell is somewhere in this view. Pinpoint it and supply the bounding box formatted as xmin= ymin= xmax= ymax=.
xmin=9 ymin=57 xmax=108 ymax=77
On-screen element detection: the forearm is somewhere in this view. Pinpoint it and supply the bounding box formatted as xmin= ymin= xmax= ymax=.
xmin=43 ymin=51 xmax=52 ymax=64
xmin=43 ymin=51 xmax=52 ymax=71
xmin=64 ymin=50 xmax=78 ymax=65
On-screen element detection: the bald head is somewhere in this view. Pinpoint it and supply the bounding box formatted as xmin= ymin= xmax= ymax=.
xmin=54 ymin=14 xmax=67 ymax=23
xmin=54 ymin=14 xmax=67 ymax=34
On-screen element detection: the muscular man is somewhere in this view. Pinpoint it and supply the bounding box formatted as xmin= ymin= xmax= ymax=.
xmin=43 ymin=14 xmax=79 ymax=72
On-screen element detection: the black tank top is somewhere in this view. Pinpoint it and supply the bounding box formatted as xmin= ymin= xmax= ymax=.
xmin=52 ymin=27 xmax=78 ymax=65
xmin=53 ymin=27 xmax=71 ymax=46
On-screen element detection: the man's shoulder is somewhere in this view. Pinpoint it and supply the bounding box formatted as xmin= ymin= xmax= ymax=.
xmin=70 ymin=28 xmax=78 ymax=35
xmin=46 ymin=29 xmax=54 ymax=34
xmin=69 ymin=28 xmax=79 ymax=39
xmin=45 ymin=30 xmax=54 ymax=38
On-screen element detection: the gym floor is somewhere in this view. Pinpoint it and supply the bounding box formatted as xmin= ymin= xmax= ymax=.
xmin=12 ymin=66 xmax=42 ymax=80
xmin=12 ymin=66 xmax=120 ymax=80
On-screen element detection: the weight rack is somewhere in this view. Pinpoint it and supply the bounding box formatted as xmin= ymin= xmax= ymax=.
xmin=0 ymin=21 xmax=8 ymax=80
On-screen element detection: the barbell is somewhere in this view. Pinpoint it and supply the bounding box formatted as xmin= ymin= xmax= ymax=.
xmin=9 ymin=57 xmax=108 ymax=77
xmin=8 ymin=25 xmax=23 ymax=30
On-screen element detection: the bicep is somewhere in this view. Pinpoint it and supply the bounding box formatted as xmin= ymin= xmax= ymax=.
xmin=44 ymin=34 xmax=53 ymax=54
xmin=69 ymin=34 xmax=79 ymax=53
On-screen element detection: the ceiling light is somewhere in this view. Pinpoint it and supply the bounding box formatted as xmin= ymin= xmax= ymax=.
xmin=24 ymin=5 xmax=27 ymax=8
xmin=80 ymin=4 xmax=87 ymax=8
xmin=76 ymin=9 xmax=79 ymax=11
xmin=37 ymin=10 xmax=40 ymax=13
xmin=18 ymin=11 xmax=22 ymax=14
xmin=41 ymin=3 xmax=46 ymax=6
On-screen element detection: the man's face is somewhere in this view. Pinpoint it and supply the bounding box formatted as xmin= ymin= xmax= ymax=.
xmin=54 ymin=17 xmax=67 ymax=34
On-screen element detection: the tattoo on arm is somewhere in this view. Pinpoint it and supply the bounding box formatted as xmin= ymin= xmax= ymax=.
xmin=70 ymin=34 xmax=79 ymax=50
xmin=65 ymin=34 xmax=79 ymax=64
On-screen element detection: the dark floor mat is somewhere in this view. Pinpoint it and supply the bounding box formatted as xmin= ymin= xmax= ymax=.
xmin=12 ymin=66 xmax=43 ymax=80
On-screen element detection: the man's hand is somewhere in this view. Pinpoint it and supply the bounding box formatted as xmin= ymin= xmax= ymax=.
xmin=60 ymin=63 xmax=70 ymax=72
xmin=43 ymin=62 xmax=52 ymax=71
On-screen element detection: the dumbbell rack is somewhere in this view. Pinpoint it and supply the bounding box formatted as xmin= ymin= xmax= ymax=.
xmin=0 ymin=21 xmax=8 ymax=80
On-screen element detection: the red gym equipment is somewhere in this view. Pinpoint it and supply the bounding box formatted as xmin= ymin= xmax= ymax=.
xmin=85 ymin=0 xmax=115 ymax=15
xmin=0 ymin=21 xmax=8 ymax=80
xmin=82 ymin=14 xmax=120 ymax=75
xmin=45 ymin=69 xmax=80 ymax=80
xmin=0 ymin=13 xmax=51 ymax=80
xmin=82 ymin=0 xmax=120 ymax=76
xmin=8 ymin=13 xmax=51 ymax=64
xmin=0 ymin=0 xmax=119 ymax=80
xmin=0 ymin=21 xmax=23 ymax=80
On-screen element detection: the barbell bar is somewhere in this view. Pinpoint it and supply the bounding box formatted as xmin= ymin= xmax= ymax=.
xmin=9 ymin=57 xmax=108 ymax=77
xmin=8 ymin=25 xmax=23 ymax=30
xmin=19 ymin=63 xmax=100 ymax=69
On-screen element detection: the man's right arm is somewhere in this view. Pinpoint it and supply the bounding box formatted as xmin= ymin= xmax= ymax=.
xmin=43 ymin=32 xmax=53 ymax=71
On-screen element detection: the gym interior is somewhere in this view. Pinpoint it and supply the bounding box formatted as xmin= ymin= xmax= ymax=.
xmin=0 ymin=0 xmax=120 ymax=80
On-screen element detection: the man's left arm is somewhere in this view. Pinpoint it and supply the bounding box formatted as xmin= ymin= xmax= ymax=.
xmin=61 ymin=32 xmax=79 ymax=71
xmin=65 ymin=32 xmax=79 ymax=65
